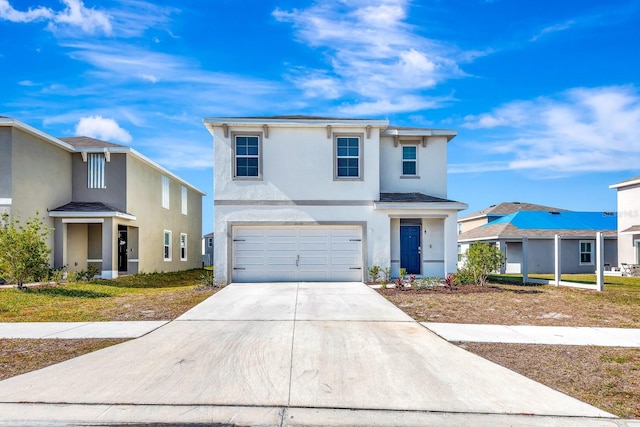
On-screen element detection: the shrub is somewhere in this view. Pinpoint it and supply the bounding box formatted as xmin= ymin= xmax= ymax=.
xmin=0 ymin=212 xmax=52 ymax=289
xmin=368 ymin=265 xmax=381 ymax=283
xmin=461 ymin=242 xmax=506 ymax=286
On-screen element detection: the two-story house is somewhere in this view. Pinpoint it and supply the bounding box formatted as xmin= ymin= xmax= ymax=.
xmin=204 ymin=116 xmax=467 ymax=284
xmin=1 ymin=117 xmax=204 ymax=279
xmin=610 ymin=176 xmax=640 ymax=268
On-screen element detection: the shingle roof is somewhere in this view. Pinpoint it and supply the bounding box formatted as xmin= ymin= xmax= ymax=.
xmin=50 ymin=202 xmax=125 ymax=213
xmin=460 ymin=202 xmax=569 ymax=220
xmin=458 ymin=211 xmax=617 ymax=241
xmin=621 ymin=225 xmax=640 ymax=234
xmin=378 ymin=192 xmax=460 ymax=203
xmin=59 ymin=136 xmax=124 ymax=149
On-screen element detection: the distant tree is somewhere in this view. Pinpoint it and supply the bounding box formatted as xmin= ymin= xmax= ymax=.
xmin=460 ymin=242 xmax=505 ymax=287
xmin=0 ymin=212 xmax=52 ymax=289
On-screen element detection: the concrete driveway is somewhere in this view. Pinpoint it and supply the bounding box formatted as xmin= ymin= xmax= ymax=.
xmin=0 ymin=282 xmax=623 ymax=426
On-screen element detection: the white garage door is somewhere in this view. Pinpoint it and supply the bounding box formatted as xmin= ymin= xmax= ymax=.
xmin=232 ymin=226 xmax=363 ymax=282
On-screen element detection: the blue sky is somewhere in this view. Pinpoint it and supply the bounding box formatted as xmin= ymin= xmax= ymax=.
xmin=2 ymin=0 xmax=640 ymax=234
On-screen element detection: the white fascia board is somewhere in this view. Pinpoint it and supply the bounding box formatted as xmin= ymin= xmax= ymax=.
xmin=0 ymin=118 xmax=75 ymax=152
xmin=127 ymin=148 xmax=206 ymax=196
xmin=382 ymin=128 xmax=457 ymax=141
xmin=610 ymin=178 xmax=640 ymax=189
xmin=374 ymin=201 xmax=469 ymax=211
xmin=50 ymin=212 xmax=137 ymax=221
xmin=203 ymin=117 xmax=388 ymax=129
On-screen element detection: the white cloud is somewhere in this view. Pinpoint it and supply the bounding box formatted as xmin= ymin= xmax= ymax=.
xmin=273 ymin=0 xmax=468 ymax=115
xmin=75 ymin=115 xmax=132 ymax=143
xmin=459 ymin=85 xmax=640 ymax=174
xmin=530 ymin=20 xmax=575 ymax=42
xmin=0 ymin=0 xmax=52 ymax=22
xmin=50 ymin=0 xmax=112 ymax=34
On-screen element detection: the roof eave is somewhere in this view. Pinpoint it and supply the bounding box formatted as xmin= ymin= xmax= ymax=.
xmin=374 ymin=201 xmax=468 ymax=211
xmin=49 ymin=211 xmax=137 ymax=221
xmin=610 ymin=178 xmax=640 ymax=189
xmin=0 ymin=118 xmax=75 ymax=152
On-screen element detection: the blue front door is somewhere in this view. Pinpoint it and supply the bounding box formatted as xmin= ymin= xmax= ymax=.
xmin=400 ymin=225 xmax=421 ymax=274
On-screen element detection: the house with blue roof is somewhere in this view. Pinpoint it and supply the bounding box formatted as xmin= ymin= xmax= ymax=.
xmin=457 ymin=210 xmax=618 ymax=275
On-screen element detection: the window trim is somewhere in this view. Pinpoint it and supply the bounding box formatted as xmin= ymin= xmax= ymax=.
xmin=180 ymin=233 xmax=187 ymax=261
xmin=181 ymin=186 xmax=187 ymax=215
xmin=162 ymin=176 xmax=170 ymax=209
xmin=401 ymin=145 xmax=418 ymax=177
xmin=88 ymin=153 xmax=106 ymax=189
xmin=579 ymin=240 xmax=594 ymax=265
xmin=231 ymin=132 xmax=263 ymax=180
xmin=333 ymin=133 xmax=364 ymax=181
xmin=164 ymin=230 xmax=172 ymax=261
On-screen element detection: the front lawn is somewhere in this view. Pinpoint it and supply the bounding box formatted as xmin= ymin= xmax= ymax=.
xmin=0 ymin=269 xmax=217 ymax=322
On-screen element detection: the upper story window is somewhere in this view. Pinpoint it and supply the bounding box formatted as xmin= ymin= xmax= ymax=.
xmin=335 ymin=135 xmax=362 ymax=179
xmin=162 ymin=176 xmax=170 ymax=209
xmin=88 ymin=153 xmax=106 ymax=189
xmin=233 ymin=134 xmax=261 ymax=179
xmin=181 ymin=186 xmax=187 ymax=215
xmin=402 ymin=146 xmax=417 ymax=176
xmin=579 ymin=240 xmax=594 ymax=265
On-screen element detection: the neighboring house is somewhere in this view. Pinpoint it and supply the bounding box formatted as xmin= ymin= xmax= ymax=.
xmin=204 ymin=116 xmax=467 ymax=284
xmin=610 ymin=176 xmax=640 ymax=266
xmin=0 ymin=117 xmax=204 ymax=279
xmin=458 ymin=201 xmax=569 ymax=234
xmin=202 ymin=232 xmax=214 ymax=267
xmin=457 ymin=211 xmax=618 ymax=274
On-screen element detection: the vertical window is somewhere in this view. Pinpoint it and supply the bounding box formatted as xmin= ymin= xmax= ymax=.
xmin=579 ymin=240 xmax=593 ymax=265
xmin=457 ymin=244 xmax=463 ymax=262
xmin=402 ymin=146 xmax=417 ymax=176
xmin=180 ymin=233 xmax=187 ymax=261
xmin=162 ymin=176 xmax=170 ymax=209
xmin=181 ymin=186 xmax=187 ymax=215
xmin=234 ymin=135 xmax=260 ymax=178
xmin=164 ymin=230 xmax=172 ymax=261
xmin=88 ymin=153 xmax=106 ymax=189
xmin=208 ymin=238 xmax=213 ymax=247
xmin=335 ymin=136 xmax=361 ymax=178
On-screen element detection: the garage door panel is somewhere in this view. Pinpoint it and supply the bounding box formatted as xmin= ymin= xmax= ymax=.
xmin=233 ymin=226 xmax=362 ymax=282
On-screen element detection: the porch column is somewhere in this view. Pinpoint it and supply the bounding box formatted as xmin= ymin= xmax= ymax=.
xmin=101 ymin=218 xmax=116 ymax=279
xmin=522 ymin=237 xmax=529 ymax=283
xmin=596 ymin=232 xmax=604 ymax=292
xmin=443 ymin=213 xmax=457 ymax=276
xmin=554 ymin=235 xmax=562 ymax=286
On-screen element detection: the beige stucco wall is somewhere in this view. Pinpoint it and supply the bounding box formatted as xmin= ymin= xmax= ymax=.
xmin=10 ymin=128 xmax=72 ymax=265
xmin=66 ymin=223 xmax=88 ymax=272
xmin=126 ymin=155 xmax=202 ymax=273
xmin=458 ymin=217 xmax=488 ymax=234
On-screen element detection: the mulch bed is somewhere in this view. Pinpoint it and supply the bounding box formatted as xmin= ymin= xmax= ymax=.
xmin=376 ymin=284 xmax=504 ymax=295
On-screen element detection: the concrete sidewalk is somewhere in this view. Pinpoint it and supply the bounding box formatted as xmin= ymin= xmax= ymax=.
xmin=423 ymin=323 xmax=640 ymax=347
xmin=0 ymin=321 xmax=168 ymax=339
xmin=0 ymin=283 xmax=630 ymax=426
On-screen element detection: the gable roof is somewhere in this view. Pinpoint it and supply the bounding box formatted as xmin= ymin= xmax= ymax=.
xmin=458 ymin=211 xmax=617 ymax=241
xmin=459 ymin=202 xmax=569 ymax=221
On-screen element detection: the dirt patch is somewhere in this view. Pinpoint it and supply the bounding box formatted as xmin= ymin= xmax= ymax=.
xmin=0 ymin=339 xmax=126 ymax=381
xmin=461 ymin=343 xmax=640 ymax=418
xmin=379 ymin=283 xmax=640 ymax=327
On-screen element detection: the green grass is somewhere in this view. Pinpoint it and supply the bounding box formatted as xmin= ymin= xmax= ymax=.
xmin=0 ymin=269 xmax=214 ymax=322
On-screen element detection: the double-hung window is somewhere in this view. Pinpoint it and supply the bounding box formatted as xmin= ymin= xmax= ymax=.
xmin=88 ymin=153 xmax=106 ymax=189
xmin=402 ymin=146 xmax=417 ymax=176
xmin=180 ymin=233 xmax=187 ymax=261
xmin=164 ymin=230 xmax=172 ymax=261
xmin=335 ymin=136 xmax=361 ymax=179
xmin=579 ymin=240 xmax=593 ymax=265
xmin=234 ymin=134 xmax=260 ymax=178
